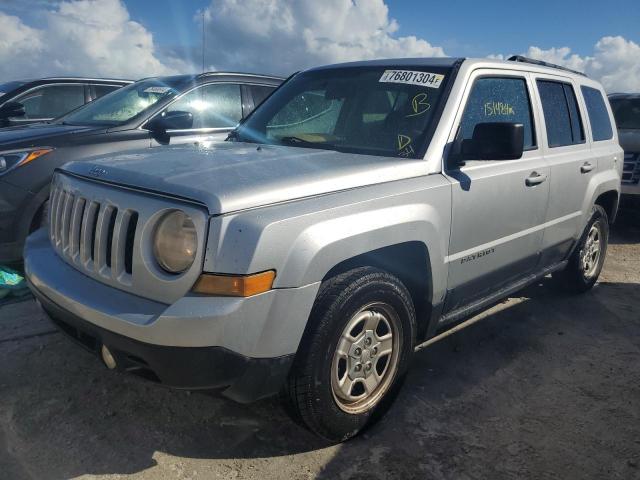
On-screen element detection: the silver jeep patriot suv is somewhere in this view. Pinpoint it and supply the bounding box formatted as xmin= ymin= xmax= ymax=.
xmin=25 ymin=56 xmax=622 ymax=442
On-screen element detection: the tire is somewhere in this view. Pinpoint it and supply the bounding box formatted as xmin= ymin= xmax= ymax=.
xmin=553 ymin=205 xmax=609 ymax=293
xmin=282 ymin=267 xmax=416 ymax=443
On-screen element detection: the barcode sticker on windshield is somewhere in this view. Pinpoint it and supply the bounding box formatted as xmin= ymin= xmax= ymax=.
xmin=143 ymin=86 xmax=171 ymax=94
xmin=379 ymin=70 xmax=444 ymax=89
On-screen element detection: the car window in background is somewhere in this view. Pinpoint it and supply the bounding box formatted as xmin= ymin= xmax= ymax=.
xmin=61 ymin=80 xmax=181 ymax=126
xmin=236 ymin=67 xmax=452 ymax=158
xmin=581 ymin=86 xmax=614 ymax=141
xmin=250 ymin=85 xmax=276 ymax=107
xmin=12 ymin=84 xmax=85 ymax=120
xmin=165 ymin=83 xmax=242 ymax=129
xmin=537 ymin=80 xmax=585 ymax=147
xmin=459 ymin=76 xmax=536 ymax=150
xmin=0 ymin=81 xmax=26 ymax=99
xmin=94 ymin=84 xmax=122 ymax=99
xmin=610 ymin=98 xmax=640 ymax=130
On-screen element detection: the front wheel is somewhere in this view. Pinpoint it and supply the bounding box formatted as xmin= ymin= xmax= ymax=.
xmin=283 ymin=267 xmax=416 ymax=443
xmin=553 ymin=205 xmax=609 ymax=293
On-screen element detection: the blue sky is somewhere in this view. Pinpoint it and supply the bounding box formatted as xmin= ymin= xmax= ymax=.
xmin=124 ymin=0 xmax=640 ymax=58
xmin=1 ymin=0 xmax=639 ymax=91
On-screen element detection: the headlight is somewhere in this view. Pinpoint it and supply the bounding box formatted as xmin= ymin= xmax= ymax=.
xmin=0 ymin=148 xmax=53 ymax=175
xmin=153 ymin=210 xmax=198 ymax=274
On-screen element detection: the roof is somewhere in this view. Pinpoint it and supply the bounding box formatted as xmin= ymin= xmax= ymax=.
xmin=30 ymin=77 xmax=133 ymax=83
xmin=307 ymin=56 xmax=592 ymax=81
xmin=310 ymin=57 xmax=463 ymax=71
xmin=136 ymin=72 xmax=284 ymax=86
xmin=608 ymin=93 xmax=640 ymax=99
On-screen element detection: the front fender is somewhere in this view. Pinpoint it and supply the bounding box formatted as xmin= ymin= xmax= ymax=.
xmin=204 ymin=175 xmax=452 ymax=304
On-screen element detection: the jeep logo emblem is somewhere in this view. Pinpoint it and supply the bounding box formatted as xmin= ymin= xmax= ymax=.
xmin=89 ymin=166 xmax=108 ymax=177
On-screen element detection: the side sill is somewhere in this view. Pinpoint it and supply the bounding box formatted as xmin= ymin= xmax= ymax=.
xmin=415 ymin=260 xmax=568 ymax=351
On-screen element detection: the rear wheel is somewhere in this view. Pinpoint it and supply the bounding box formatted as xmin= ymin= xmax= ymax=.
xmin=553 ymin=205 xmax=609 ymax=293
xmin=283 ymin=267 xmax=416 ymax=442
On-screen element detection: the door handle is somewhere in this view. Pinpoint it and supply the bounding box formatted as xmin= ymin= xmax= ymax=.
xmin=581 ymin=162 xmax=594 ymax=173
xmin=525 ymin=171 xmax=547 ymax=186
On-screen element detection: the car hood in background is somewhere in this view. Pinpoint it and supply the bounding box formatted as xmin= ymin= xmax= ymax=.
xmin=0 ymin=122 xmax=105 ymax=148
xmin=618 ymin=129 xmax=640 ymax=153
xmin=61 ymin=142 xmax=429 ymax=214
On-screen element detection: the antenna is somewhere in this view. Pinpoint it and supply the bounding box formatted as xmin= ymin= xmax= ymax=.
xmin=201 ymin=11 xmax=205 ymax=73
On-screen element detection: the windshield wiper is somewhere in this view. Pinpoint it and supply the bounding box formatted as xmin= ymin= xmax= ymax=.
xmin=278 ymin=136 xmax=319 ymax=146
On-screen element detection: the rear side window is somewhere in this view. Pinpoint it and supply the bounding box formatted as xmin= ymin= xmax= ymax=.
xmin=13 ymin=84 xmax=85 ymax=119
xmin=581 ymin=86 xmax=614 ymax=141
xmin=249 ymin=85 xmax=276 ymax=107
xmin=94 ymin=85 xmax=122 ymax=99
xmin=459 ymin=77 xmax=536 ymax=150
xmin=536 ymin=80 xmax=584 ymax=147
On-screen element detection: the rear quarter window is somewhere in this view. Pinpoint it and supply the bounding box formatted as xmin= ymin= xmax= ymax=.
xmin=581 ymin=86 xmax=614 ymax=141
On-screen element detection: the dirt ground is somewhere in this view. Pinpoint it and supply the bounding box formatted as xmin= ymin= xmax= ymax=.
xmin=1 ymin=216 xmax=639 ymax=480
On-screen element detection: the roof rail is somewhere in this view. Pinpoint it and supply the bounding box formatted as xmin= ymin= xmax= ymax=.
xmin=507 ymin=55 xmax=587 ymax=77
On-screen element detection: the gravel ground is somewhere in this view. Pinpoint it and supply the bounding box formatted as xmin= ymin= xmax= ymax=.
xmin=1 ymin=217 xmax=639 ymax=480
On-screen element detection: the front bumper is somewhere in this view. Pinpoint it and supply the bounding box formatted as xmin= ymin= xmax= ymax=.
xmin=31 ymin=281 xmax=293 ymax=402
xmin=24 ymin=229 xmax=320 ymax=402
xmin=0 ymin=179 xmax=33 ymax=263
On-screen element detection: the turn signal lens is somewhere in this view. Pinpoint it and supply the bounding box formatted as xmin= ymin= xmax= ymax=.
xmin=192 ymin=270 xmax=276 ymax=297
xmin=22 ymin=148 xmax=53 ymax=166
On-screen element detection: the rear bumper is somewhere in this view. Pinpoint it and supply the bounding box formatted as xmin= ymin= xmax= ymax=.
xmin=30 ymin=277 xmax=294 ymax=403
xmin=620 ymin=190 xmax=640 ymax=211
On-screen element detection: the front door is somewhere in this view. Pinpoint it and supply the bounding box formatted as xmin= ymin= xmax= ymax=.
xmin=443 ymin=71 xmax=550 ymax=313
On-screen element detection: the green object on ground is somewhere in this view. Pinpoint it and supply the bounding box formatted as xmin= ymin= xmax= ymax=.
xmin=0 ymin=266 xmax=30 ymax=300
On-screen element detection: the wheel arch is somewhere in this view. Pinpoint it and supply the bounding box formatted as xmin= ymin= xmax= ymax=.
xmin=321 ymin=242 xmax=435 ymax=342
xmin=594 ymin=189 xmax=619 ymax=224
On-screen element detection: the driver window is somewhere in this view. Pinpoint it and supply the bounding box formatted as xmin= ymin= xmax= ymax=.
xmin=458 ymin=77 xmax=536 ymax=150
xmin=166 ymin=83 xmax=242 ymax=129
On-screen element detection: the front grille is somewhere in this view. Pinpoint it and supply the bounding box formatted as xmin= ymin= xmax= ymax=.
xmin=49 ymin=185 xmax=138 ymax=285
xmin=622 ymin=152 xmax=640 ymax=185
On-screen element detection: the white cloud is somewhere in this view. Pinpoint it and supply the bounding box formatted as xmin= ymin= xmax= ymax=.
xmin=201 ymin=0 xmax=446 ymax=75
xmin=0 ymin=0 xmax=189 ymax=81
xmin=521 ymin=36 xmax=640 ymax=92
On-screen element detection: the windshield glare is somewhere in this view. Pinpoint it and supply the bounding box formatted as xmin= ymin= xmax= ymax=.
xmin=611 ymin=98 xmax=640 ymax=130
xmin=61 ymin=79 xmax=182 ymax=126
xmin=235 ymin=66 xmax=451 ymax=158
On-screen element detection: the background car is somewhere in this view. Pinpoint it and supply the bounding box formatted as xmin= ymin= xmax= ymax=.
xmin=609 ymin=93 xmax=640 ymax=211
xmin=0 ymin=72 xmax=283 ymax=265
xmin=0 ymin=78 xmax=132 ymax=128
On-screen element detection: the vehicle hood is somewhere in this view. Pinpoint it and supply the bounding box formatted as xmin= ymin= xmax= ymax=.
xmin=0 ymin=122 xmax=104 ymax=149
xmin=618 ymin=129 xmax=640 ymax=153
xmin=61 ymin=142 xmax=428 ymax=214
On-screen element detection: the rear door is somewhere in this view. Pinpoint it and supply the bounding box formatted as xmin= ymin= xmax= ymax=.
xmin=443 ymin=70 xmax=550 ymax=313
xmin=533 ymin=75 xmax=592 ymax=265
xmin=150 ymin=82 xmax=244 ymax=146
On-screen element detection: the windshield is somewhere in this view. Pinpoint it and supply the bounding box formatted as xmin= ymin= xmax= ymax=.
xmin=0 ymin=81 xmax=26 ymax=99
xmin=234 ymin=66 xmax=452 ymax=158
xmin=60 ymin=79 xmax=183 ymax=126
xmin=610 ymin=98 xmax=640 ymax=130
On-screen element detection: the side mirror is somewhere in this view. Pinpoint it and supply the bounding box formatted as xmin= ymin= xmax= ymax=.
xmin=459 ymin=122 xmax=524 ymax=162
xmin=145 ymin=110 xmax=193 ymax=133
xmin=0 ymin=101 xmax=25 ymax=119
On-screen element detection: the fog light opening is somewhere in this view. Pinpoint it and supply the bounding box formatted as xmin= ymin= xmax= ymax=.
xmin=101 ymin=345 xmax=117 ymax=370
